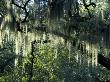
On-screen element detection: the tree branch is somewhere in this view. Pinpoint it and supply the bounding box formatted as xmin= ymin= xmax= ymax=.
xmin=98 ymin=53 xmax=110 ymax=70
xmin=82 ymin=0 xmax=96 ymax=18
xmin=12 ymin=0 xmax=24 ymax=9
xmin=34 ymin=25 xmax=74 ymax=40
xmin=11 ymin=0 xmax=31 ymax=23
xmin=28 ymin=40 xmax=36 ymax=82
xmin=24 ymin=0 xmax=30 ymax=7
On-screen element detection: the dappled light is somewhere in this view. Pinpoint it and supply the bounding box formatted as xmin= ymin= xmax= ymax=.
xmin=0 ymin=0 xmax=110 ymax=82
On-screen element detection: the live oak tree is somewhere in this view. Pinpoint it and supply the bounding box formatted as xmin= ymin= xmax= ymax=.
xmin=0 ymin=0 xmax=110 ymax=82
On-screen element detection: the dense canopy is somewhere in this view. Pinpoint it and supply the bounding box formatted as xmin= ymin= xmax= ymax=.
xmin=0 ymin=0 xmax=110 ymax=82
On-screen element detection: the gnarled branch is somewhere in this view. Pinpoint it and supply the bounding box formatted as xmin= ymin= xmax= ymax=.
xmin=11 ymin=0 xmax=30 ymax=23
xmin=82 ymin=0 xmax=96 ymax=18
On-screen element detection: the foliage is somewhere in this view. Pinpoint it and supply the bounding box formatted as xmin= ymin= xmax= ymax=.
xmin=0 ymin=0 xmax=110 ymax=82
